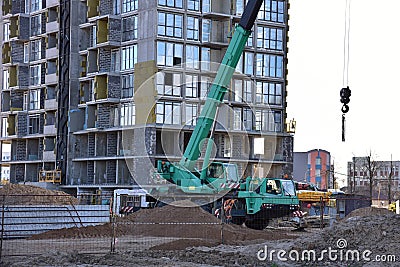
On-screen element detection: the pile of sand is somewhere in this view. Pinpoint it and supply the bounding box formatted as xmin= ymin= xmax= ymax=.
xmin=31 ymin=202 xmax=295 ymax=245
xmin=346 ymin=206 xmax=392 ymax=218
xmin=0 ymin=184 xmax=78 ymax=205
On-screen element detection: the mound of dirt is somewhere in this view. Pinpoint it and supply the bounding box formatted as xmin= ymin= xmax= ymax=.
xmin=0 ymin=184 xmax=78 ymax=205
xmin=292 ymin=213 xmax=400 ymax=262
xmin=346 ymin=206 xmax=392 ymax=218
xmin=31 ymin=203 xmax=295 ymax=245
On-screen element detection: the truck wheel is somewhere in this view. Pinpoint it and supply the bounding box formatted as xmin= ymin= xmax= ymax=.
xmin=245 ymin=219 xmax=269 ymax=230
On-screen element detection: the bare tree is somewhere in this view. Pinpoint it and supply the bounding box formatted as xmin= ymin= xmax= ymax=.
xmin=388 ymin=155 xmax=393 ymax=204
xmin=365 ymin=151 xmax=380 ymax=201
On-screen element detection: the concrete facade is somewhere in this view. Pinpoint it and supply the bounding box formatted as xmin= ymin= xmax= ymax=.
xmin=1 ymin=0 xmax=293 ymax=197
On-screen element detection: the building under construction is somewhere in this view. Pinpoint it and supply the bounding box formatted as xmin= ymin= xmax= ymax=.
xmin=0 ymin=0 xmax=293 ymax=196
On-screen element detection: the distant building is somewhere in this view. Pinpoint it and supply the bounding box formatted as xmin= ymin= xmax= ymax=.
xmin=293 ymin=149 xmax=331 ymax=190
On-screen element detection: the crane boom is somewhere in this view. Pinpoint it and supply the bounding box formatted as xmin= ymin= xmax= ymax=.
xmin=179 ymin=0 xmax=264 ymax=171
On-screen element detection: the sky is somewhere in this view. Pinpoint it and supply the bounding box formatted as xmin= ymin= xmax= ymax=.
xmin=286 ymin=0 xmax=400 ymax=185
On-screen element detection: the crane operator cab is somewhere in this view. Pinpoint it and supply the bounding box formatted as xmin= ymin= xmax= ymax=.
xmin=206 ymin=162 xmax=240 ymax=183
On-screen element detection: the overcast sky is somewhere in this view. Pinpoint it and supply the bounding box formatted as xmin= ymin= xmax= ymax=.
xmin=286 ymin=0 xmax=400 ymax=185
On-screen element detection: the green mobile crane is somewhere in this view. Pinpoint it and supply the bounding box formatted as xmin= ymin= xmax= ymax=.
xmin=150 ymin=0 xmax=299 ymax=230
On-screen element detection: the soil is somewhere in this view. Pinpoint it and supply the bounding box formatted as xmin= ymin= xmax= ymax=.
xmin=0 ymin=184 xmax=78 ymax=205
xmin=345 ymin=206 xmax=392 ymax=218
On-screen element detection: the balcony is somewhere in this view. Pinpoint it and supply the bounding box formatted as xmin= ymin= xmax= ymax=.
xmin=45 ymin=73 xmax=58 ymax=85
xmin=46 ymin=21 xmax=59 ymax=33
xmin=96 ymin=17 xmax=121 ymax=48
xmin=46 ymin=47 xmax=58 ymax=59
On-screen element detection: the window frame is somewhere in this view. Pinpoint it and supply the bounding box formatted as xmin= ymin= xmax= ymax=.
xmin=156 ymin=101 xmax=181 ymax=125
xmin=121 ymin=73 xmax=134 ymax=98
xmin=122 ymin=15 xmax=138 ymax=42
xmin=158 ymin=12 xmax=183 ymax=38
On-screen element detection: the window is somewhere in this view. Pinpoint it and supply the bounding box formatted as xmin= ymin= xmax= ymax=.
xmin=46 ymin=112 xmax=56 ymax=125
xmin=233 ymin=108 xmax=242 ymax=130
xmin=185 ymin=103 xmax=197 ymax=126
xmin=223 ymin=136 xmax=231 ymax=157
xmin=1 ymin=118 xmax=8 ymax=137
xmin=121 ymin=74 xmax=134 ymax=98
xmin=158 ymin=0 xmax=183 ymax=9
xmin=158 ymin=13 xmax=183 ymax=38
xmin=23 ymin=92 xmax=28 ymax=111
xmin=233 ymin=80 xmax=243 ymax=102
xmin=28 ymin=115 xmax=40 ymax=134
xmin=122 ymin=16 xmax=138 ymax=41
xmin=202 ymin=0 xmax=210 ymax=12
xmin=111 ymin=49 xmax=121 ymax=71
xmin=122 ymin=0 xmax=138 ymax=13
xmin=120 ymin=103 xmax=135 ymax=126
xmin=113 ymin=0 xmax=121 ymax=14
xmin=257 ymin=26 xmax=283 ymax=50
xmin=202 ymin=19 xmax=211 ymax=42
xmin=30 ymin=0 xmax=42 ymax=12
xmin=244 ymin=80 xmax=252 ymax=103
xmin=256 ymin=82 xmax=282 ymax=105
xmin=156 ymin=102 xmax=181 ymax=124
xmin=243 ymin=108 xmax=253 ymax=130
xmin=236 ymin=0 xmax=245 ymax=15
xmin=254 ymin=110 xmax=281 ymax=132
xmin=30 ymin=39 xmax=41 ymax=61
xmin=157 ymin=42 xmax=183 ymax=67
xmin=31 ymin=15 xmax=41 ymax=36
xmin=29 ymin=89 xmax=40 ymax=110
xmin=256 ymin=54 xmax=283 ymax=77
xmin=246 ymin=31 xmax=253 ymax=47
xmin=200 ymin=76 xmax=212 ymax=99
xmin=258 ymin=0 xmax=285 ymax=23
xmin=3 ymin=23 xmax=10 ymax=42
xmin=201 ymin=47 xmax=210 ymax=70
xmin=186 ymin=45 xmax=199 ymax=69
xmin=255 ymin=110 xmax=262 ymax=131
xmin=121 ymin=45 xmax=137 ymax=70
xmin=187 ymin=16 xmax=199 ymax=40
xmin=188 ymin=0 xmax=200 ymax=11
xmin=185 ymin=74 xmax=198 ymax=98
xmin=156 ymin=73 xmax=181 ymax=96
xmin=92 ymin=25 xmax=97 ymax=47
xmin=24 ymin=43 xmax=29 ymax=63
xmin=3 ymin=69 xmax=9 ymax=90
xmin=30 ymin=64 xmax=41 ymax=86
xmin=244 ymin=52 xmax=254 ymax=75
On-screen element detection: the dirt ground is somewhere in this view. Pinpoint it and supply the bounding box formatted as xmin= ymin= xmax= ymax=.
xmin=2 ymin=204 xmax=400 ymax=266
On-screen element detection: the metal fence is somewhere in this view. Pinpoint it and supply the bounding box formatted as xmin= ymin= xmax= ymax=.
xmin=0 ymin=194 xmax=374 ymax=260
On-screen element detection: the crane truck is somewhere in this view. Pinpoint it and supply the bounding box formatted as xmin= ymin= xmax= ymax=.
xmin=127 ymin=0 xmax=299 ymax=230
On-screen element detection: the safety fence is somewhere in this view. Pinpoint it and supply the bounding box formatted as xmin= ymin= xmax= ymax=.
xmin=0 ymin=194 xmax=373 ymax=261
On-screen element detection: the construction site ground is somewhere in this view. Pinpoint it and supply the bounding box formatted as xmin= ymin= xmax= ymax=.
xmin=1 ymin=201 xmax=399 ymax=267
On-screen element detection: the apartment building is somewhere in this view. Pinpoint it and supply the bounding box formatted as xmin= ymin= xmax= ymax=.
xmin=1 ymin=0 xmax=293 ymax=196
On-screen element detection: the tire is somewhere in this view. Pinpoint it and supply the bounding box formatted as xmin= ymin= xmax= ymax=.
xmin=245 ymin=219 xmax=269 ymax=230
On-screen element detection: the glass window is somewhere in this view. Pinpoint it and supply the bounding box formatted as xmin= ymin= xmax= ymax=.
xmin=185 ymin=74 xmax=198 ymax=98
xmin=200 ymin=76 xmax=212 ymax=99
xmin=233 ymin=108 xmax=242 ymax=130
xmin=24 ymin=43 xmax=30 ymax=63
xmin=186 ymin=45 xmax=199 ymax=69
xmin=201 ymin=47 xmax=210 ymax=71
xmin=122 ymin=0 xmax=138 ymax=13
xmin=185 ymin=103 xmax=198 ymax=126
xmin=157 ymin=42 xmax=183 ymax=67
xmin=156 ymin=72 xmax=181 ymax=96
xmin=244 ymin=80 xmax=252 ymax=103
xmin=29 ymin=89 xmax=40 ymax=110
xmin=1 ymin=118 xmax=8 ymax=137
xmin=256 ymin=54 xmax=283 ymax=78
xmin=236 ymin=0 xmax=245 ymax=15
xmin=121 ymin=45 xmax=137 ymax=70
xmin=188 ymin=0 xmax=200 ymax=11
xmin=28 ymin=115 xmax=40 ymax=134
xmin=202 ymin=19 xmax=211 ymax=42
xmin=258 ymin=0 xmax=285 ymax=23
xmin=187 ymin=16 xmax=199 ymax=41
xmin=3 ymin=70 xmax=9 ymax=90
xmin=158 ymin=0 xmax=183 ymax=9
xmin=111 ymin=49 xmax=121 ymax=72
xmin=158 ymin=12 xmax=183 ymax=38
xmin=30 ymin=64 xmax=41 ymax=86
xmin=30 ymin=39 xmax=41 ymax=61
xmin=31 ymin=15 xmax=41 ymax=36
xmin=122 ymin=16 xmax=138 ymax=41
xmin=120 ymin=103 xmax=135 ymax=126
xmin=244 ymin=52 xmax=253 ymax=75
xmin=30 ymin=0 xmax=42 ymax=12
xmin=255 ymin=81 xmax=282 ymax=105
xmin=23 ymin=92 xmax=28 ymax=111
xmin=246 ymin=31 xmax=253 ymax=47
xmin=223 ymin=136 xmax=231 ymax=157
xmin=3 ymin=23 xmax=10 ymax=42
xmin=156 ymin=102 xmax=181 ymax=124
xmin=257 ymin=26 xmax=283 ymax=50
xmin=243 ymin=108 xmax=253 ymax=131
xmin=113 ymin=0 xmax=121 ymax=15
xmin=202 ymin=0 xmax=210 ymax=12
xmin=233 ymin=80 xmax=243 ymax=102
xmin=121 ymin=74 xmax=134 ymax=98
